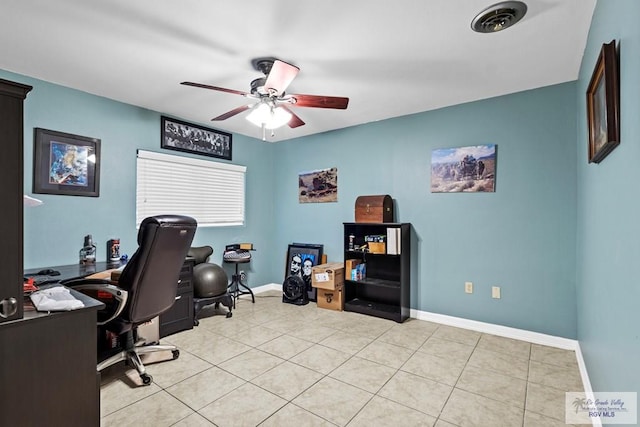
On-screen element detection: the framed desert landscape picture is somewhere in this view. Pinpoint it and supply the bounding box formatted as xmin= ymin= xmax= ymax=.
xmin=431 ymin=144 xmax=496 ymax=193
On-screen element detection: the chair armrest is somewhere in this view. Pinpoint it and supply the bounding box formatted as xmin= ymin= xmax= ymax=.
xmin=65 ymin=279 xmax=129 ymax=325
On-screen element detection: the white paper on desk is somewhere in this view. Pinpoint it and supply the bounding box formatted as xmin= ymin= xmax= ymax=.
xmin=29 ymin=286 xmax=85 ymax=311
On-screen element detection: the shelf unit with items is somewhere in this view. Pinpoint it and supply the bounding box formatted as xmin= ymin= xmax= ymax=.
xmin=343 ymin=222 xmax=411 ymax=323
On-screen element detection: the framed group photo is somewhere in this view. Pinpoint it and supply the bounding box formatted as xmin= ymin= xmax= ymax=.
xmin=161 ymin=116 xmax=232 ymax=160
xmin=33 ymin=128 xmax=101 ymax=197
xmin=586 ymin=40 xmax=620 ymax=164
xmin=285 ymin=243 xmax=324 ymax=302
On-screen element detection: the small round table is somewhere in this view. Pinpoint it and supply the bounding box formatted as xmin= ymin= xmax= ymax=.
xmin=225 ymin=258 xmax=255 ymax=307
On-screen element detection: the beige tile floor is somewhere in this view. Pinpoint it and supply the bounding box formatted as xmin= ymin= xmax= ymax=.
xmin=100 ymin=291 xmax=590 ymax=427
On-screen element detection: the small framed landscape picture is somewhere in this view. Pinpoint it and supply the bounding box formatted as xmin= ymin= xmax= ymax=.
xmin=33 ymin=128 xmax=101 ymax=197
xmin=298 ymin=167 xmax=338 ymax=203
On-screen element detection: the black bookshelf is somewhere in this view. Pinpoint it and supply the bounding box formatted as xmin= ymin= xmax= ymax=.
xmin=343 ymin=222 xmax=410 ymax=322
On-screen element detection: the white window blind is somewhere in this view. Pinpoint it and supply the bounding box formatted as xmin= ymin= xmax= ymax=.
xmin=136 ymin=150 xmax=246 ymax=227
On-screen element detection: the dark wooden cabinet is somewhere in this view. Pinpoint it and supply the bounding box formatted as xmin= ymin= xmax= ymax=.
xmin=0 ymin=78 xmax=31 ymax=323
xmin=0 ymin=78 xmax=101 ymax=425
xmin=1 ymin=303 xmax=103 ymax=427
xmin=343 ymin=222 xmax=411 ymax=323
xmin=159 ymin=258 xmax=194 ymax=337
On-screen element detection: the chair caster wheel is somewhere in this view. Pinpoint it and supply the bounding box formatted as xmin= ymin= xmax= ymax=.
xmin=172 ymin=349 xmax=180 ymax=360
xmin=141 ymin=373 xmax=153 ymax=385
xmin=226 ymin=312 xmax=233 ymax=318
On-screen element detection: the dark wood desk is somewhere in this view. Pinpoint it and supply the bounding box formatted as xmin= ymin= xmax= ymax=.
xmin=24 ymin=261 xmax=125 ymax=283
xmin=25 ymin=259 xmax=196 ymax=339
xmin=0 ymin=286 xmax=104 ymax=427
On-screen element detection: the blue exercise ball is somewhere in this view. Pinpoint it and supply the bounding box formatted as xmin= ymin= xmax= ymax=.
xmin=193 ymin=263 xmax=229 ymax=298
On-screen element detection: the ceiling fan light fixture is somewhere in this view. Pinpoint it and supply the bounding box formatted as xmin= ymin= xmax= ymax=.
xmin=246 ymin=103 xmax=292 ymax=129
xmin=471 ymin=1 xmax=527 ymax=33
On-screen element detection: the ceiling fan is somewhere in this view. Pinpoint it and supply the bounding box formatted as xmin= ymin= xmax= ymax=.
xmin=181 ymin=57 xmax=349 ymax=139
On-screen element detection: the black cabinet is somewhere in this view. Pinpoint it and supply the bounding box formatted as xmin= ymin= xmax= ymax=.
xmin=0 ymin=79 xmax=102 ymax=426
xmin=1 ymin=303 xmax=103 ymax=426
xmin=343 ymin=222 xmax=411 ymax=323
xmin=0 ymin=79 xmax=31 ymax=323
xmin=159 ymin=258 xmax=194 ymax=337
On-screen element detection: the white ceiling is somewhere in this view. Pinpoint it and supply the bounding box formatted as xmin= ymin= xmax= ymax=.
xmin=1 ymin=0 xmax=596 ymax=142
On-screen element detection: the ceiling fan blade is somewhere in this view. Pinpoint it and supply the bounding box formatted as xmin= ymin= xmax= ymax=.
xmin=181 ymin=81 xmax=249 ymax=97
xmin=211 ymin=104 xmax=251 ymax=121
xmin=264 ymin=60 xmax=300 ymax=96
xmin=281 ymin=106 xmax=305 ymax=128
xmin=290 ymin=94 xmax=349 ymax=109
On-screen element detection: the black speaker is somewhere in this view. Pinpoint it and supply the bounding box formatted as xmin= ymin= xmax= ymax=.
xmin=282 ymin=275 xmax=308 ymax=305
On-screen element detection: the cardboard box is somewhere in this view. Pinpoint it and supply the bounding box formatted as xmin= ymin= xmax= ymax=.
xmin=137 ymin=316 xmax=159 ymax=344
xmin=85 ymin=268 xmax=120 ymax=281
xmin=312 ymin=262 xmax=345 ymax=290
xmin=345 ymin=259 xmax=362 ymax=273
xmin=368 ymin=242 xmax=386 ymax=254
xmin=110 ymin=269 xmax=123 ymax=282
xmin=317 ymin=284 xmax=344 ymax=311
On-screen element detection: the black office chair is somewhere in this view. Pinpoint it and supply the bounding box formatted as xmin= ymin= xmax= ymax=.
xmin=65 ymin=215 xmax=197 ymax=385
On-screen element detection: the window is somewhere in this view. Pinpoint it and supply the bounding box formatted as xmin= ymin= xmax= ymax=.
xmin=136 ymin=150 xmax=246 ymax=227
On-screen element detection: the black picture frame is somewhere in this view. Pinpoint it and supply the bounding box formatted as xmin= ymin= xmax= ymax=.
xmin=33 ymin=128 xmax=101 ymax=197
xmin=161 ymin=116 xmax=232 ymax=160
xmin=286 ymin=243 xmax=324 ymax=302
xmin=586 ymin=40 xmax=620 ymax=164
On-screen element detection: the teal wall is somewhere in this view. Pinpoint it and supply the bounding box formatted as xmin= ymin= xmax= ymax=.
xmin=6 ymin=0 xmax=639 ymax=396
xmin=1 ymin=69 xmax=276 ymax=287
xmin=576 ymin=0 xmax=640 ymax=392
xmin=6 ymin=57 xmax=578 ymax=340
xmin=273 ymin=83 xmax=578 ymax=339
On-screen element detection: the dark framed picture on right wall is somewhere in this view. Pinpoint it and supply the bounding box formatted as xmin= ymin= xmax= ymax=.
xmin=586 ymin=40 xmax=620 ymax=164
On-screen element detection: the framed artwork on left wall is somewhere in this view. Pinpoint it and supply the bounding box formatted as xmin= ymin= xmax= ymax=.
xmin=33 ymin=128 xmax=101 ymax=197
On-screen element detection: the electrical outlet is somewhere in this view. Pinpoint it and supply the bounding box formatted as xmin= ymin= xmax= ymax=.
xmin=492 ymin=286 xmax=501 ymax=299
xmin=465 ymin=281 xmax=473 ymax=294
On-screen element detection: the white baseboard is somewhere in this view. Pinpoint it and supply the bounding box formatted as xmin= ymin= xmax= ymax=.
xmin=250 ymin=282 xmax=282 ymax=294
xmin=574 ymin=342 xmax=601 ymax=427
xmin=254 ymin=285 xmax=579 ymax=349
xmin=410 ymin=308 xmax=578 ymax=350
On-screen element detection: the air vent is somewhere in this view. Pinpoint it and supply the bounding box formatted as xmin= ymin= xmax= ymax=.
xmin=471 ymin=1 xmax=528 ymax=33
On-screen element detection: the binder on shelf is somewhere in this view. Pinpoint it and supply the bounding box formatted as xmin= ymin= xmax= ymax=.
xmin=386 ymin=227 xmax=401 ymax=255
xmin=386 ymin=228 xmax=397 ymax=255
